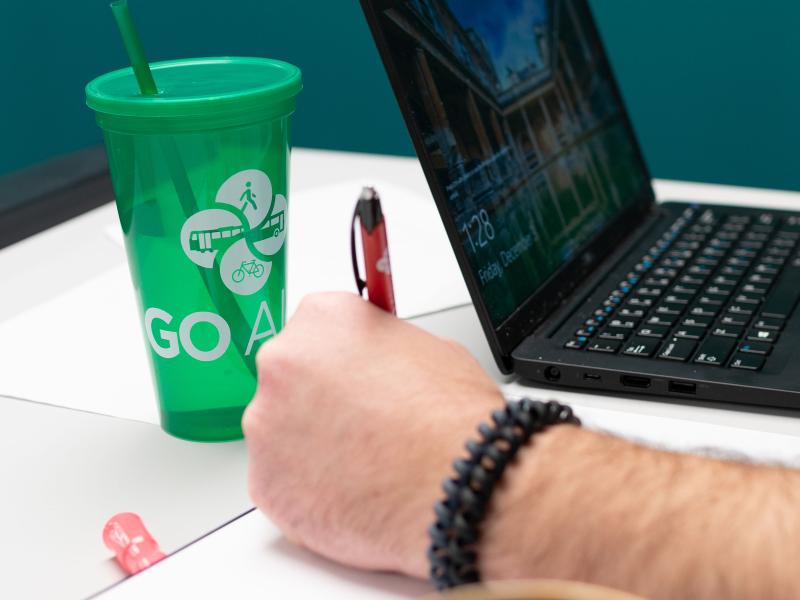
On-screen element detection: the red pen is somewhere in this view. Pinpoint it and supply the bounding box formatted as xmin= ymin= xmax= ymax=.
xmin=351 ymin=187 xmax=397 ymax=314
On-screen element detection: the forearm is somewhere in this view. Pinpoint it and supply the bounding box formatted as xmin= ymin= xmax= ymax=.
xmin=480 ymin=425 xmax=800 ymax=599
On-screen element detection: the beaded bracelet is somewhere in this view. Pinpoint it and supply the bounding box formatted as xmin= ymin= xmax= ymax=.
xmin=427 ymin=399 xmax=580 ymax=590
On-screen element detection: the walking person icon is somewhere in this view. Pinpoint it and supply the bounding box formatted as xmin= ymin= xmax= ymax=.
xmin=239 ymin=182 xmax=257 ymax=211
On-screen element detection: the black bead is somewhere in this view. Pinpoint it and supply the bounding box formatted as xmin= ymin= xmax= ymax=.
xmin=428 ymin=399 xmax=578 ymax=591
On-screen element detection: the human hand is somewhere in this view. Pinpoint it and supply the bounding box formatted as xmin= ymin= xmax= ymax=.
xmin=243 ymin=292 xmax=504 ymax=578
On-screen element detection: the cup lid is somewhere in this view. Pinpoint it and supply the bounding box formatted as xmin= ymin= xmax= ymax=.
xmin=86 ymin=57 xmax=302 ymax=126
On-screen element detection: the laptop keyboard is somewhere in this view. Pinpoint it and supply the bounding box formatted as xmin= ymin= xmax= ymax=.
xmin=564 ymin=206 xmax=800 ymax=370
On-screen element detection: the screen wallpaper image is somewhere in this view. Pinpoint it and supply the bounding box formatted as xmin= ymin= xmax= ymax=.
xmin=375 ymin=0 xmax=649 ymax=324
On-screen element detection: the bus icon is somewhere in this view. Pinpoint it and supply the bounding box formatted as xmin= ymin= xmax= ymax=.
xmin=263 ymin=210 xmax=285 ymax=238
xmin=189 ymin=225 xmax=245 ymax=253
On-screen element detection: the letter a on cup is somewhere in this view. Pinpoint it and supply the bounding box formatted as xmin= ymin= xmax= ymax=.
xmin=246 ymin=300 xmax=278 ymax=356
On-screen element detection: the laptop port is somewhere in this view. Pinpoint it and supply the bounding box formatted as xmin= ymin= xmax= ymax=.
xmin=621 ymin=375 xmax=651 ymax=389
xmin=669 ymin=381 xmax=696 ymax=395
xmin=583 ymin=373 xmax=601 ymax=382
xmin=544 ymin=366 xmax=561 ymax=382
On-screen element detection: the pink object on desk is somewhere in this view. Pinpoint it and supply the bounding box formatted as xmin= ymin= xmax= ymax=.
xmin=103 ymin=512 xmax=166 ymax=575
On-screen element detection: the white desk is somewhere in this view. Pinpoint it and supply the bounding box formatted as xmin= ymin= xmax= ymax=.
xmin=2 ymin=149 xmax=800 ymax=599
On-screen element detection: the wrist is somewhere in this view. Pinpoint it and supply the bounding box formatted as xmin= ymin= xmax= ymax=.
xmin=391 ymin=392 xmax=505 ymax=579
xmin=426 ymin=399 xmax=581 ymax=588
xmin=478 ymin=424 xmax=594 ymax=580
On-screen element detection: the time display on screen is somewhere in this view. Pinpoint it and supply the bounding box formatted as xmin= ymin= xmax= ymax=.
xmin=459 ymin=209 xmax=495 ymax=254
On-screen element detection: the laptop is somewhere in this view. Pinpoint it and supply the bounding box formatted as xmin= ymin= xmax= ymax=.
xmin=359 ymin=0 xmax=800 ymax=408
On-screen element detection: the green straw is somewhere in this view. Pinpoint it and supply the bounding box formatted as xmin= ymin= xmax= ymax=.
xmin=110 ymin=0 xmax=158 ymax=96
xmin=108 ymin=0 xmax=257 ymax=376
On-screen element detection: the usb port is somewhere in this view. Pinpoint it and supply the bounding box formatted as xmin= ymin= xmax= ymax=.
xmin=621 ymin=375 xmax=651 ymax=389
xmin=583 ymin=373 xmax=601 ymax=381
xmin=669 ymin=381 xmax=696 ymax=395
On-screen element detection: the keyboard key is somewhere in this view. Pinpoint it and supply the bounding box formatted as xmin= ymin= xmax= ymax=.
xmin=726 ymin=257 xmax=751 ymax=269
xmin=674 ymin=326 xmax=706 ymax=340
xmin=739 ymin=341 xmax=772 ymax=355
xmin=760 ymin=265 xmax=800 ymax=319
xmin=748 ymin=272 xmax=774 ymax=284
xmin=653 ymin=267 xmax=678 ymax=278
xmin=719 ymin=314 xmax=749 ymax=326
xmin=636 ymin=287 xmax=663 ymax=297
xmin=737 ymin=240 xmax=763 ymax=250
xmin=746 ymin=329 xmax=779 ymax=343
xmin=647 ymin=315 xmax=677 ymax=327
xmin=663 ymin=293 xmax=692 ymax=305
xmin=689 ymin=265 xmax=714 ymax=276
xmin=622 ymin=337 xmax=659 ymax=358
xmin=656 ymin=303 xmax=684 ymax=317
xmin=711 ymin=325 xmax=743 ymax=338
xmin=765 ymin=247 xmax=791 ymax=258
xmin=756 ymin=213 xmax=775 ymax=226
xmin=734 ymin=294 xmax=761 ymax=306
xmin=660 ymin=258 xmax=686 ymax=269
xmin=729 ymin=353 xmax=765 ymax=371
xmin=609 ymin=319 xmax=638 ymax=329
xmin=681 ymin=275 xmax=706 ymax=286
xmin=727 ymin=256 xmax=752 ymax=269
xmin=619 ymin=308 xmax=645 ymax=319
xmin=704 ymin=285 xmax=733 ymax=297
xmin=565 ymin=338 xmax=588 ymax=350
xmin=721 ymin=266 xmax=746 ymax=277
xmin=732 ymin=248 xmax=757 ymax=259
xmin=598 ymin=329 xmax=630 ymax=342
xmin=753 ymin=264 xmax=779 ymax=276
xmin=693 ymin=337 xmax=735 ymax=366
xmin=637 ymin=325 xmax=669 ymax=339
xmin=689 ymin=305 xmax=719 ymax=318
xmin=576 ymin=328 xmax=595 ymax=337
xmin=741 ymin=283 xmax=768 ymax=295
xmin=587 ymin=340 xmax=621 ymax=354
xmin=657 ymin=338 xmax=697 ymax=362
xmin=644 ymin=277 xmax=671 ymax=287
xmin=726 ymin=305 xmax=754 ymax=317
xmin=672 ymin=284 xmax=699 ymax=295
xmin=712 ymin=275 xmax=737 ymax=287
xmin=697 ymin=296 xmax=724 ymax=307
xmin=627 ymin=297 xmax=653 ymax=308
xmin=753 ymin=317 xmax=784 ymax=331
xmin=682 ymin=316 xmax=712 ymax=328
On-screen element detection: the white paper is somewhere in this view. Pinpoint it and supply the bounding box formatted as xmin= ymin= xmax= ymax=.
xmin=0 ymin=265 xmax=160 ymax=423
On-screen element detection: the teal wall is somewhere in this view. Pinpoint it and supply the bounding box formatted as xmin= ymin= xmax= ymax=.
xmin=2 ymin=1 xmax=798 ymax=191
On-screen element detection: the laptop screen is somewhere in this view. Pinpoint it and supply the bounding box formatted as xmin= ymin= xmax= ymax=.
xmin=363 ymin=0 xmax=652 ymax=326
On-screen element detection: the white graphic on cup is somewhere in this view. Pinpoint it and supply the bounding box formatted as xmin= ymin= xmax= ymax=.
xmin=220 ymin=238 xmax=273 ymax=296
xmin=251 ymin=193 xmax=287 ymax=258
xmin=215 ymin=169 xmax=272 ymax=229
xmin=180 ymin=169 xmax=286 ymax=295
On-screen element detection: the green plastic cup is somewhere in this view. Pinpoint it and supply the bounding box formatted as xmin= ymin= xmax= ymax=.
xmin=86 ymin=57 xmax=302 ymax=441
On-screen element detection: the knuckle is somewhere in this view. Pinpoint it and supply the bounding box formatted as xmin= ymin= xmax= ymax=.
xmin=298 ymin=292 xmax=363 ymax=319
xmin=256 ymin=337 xmax=289 ymax=378
xmin=241 ymin=400 xmax=260 ymax=439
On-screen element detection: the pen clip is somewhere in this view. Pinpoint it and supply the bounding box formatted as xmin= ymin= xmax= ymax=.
xmin=351 ymin=205 xmax=367 ymax=297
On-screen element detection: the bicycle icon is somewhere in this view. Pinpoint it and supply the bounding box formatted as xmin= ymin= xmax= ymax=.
xmin=232 ymin=259 xmax=265 ymax=283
